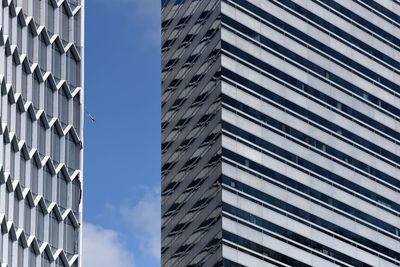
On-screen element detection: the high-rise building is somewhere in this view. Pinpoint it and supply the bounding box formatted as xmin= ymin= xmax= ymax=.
xmin=161 ymin=0 xmax=400 ymax=266
xmin=0 ymin=0 xmax=84 ymax=266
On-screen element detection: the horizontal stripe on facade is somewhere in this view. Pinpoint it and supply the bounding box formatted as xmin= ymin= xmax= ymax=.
xmin=221 ymin=174 xmax=400 ymax=262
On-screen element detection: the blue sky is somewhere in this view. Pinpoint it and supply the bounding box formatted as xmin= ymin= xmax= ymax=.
xmin=82 ymin=0 xmax=160 ymax=266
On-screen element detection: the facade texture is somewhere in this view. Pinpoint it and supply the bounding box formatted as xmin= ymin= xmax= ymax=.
xmin=162 ymin=0 xmax=400 ymax=266
xmin=0 ymin=0 xmax=84 ymax=266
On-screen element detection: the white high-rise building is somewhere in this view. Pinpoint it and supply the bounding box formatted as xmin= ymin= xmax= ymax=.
xmin=0 ymin=0 xmax=84 ymax=266
xmin=161 ymin=0 xmax=400 ymax=266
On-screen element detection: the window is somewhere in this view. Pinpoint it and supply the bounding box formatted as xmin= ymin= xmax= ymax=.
xmin=67 ymin=52 xmax=80 ymax=87
xmin=0 ymin=231 xmax=3 ymax=261
xmin=4 ymin=189 xmax=11 ymax=221
xmin=38 ymin=119 xmax=46 ymax=156
xmin=16 ymin=105 xmax=22 ymax=137
xmin=50 ymin=212 xmax=59 ymax=248
xmin=73 ymin=95 xmax=80 ymax=132
xmin=8 ymin=11 xmax=13 ymax=43
xmin=39 ymin=36 xmax=47 ymax=71
xmin=29 ymin=248 xmax=37 ymax=267
xmin=14 ymin=194 xmax=19 ymax=228
xmin=57 ymin=173 xmax=68 ymax=209
xmin=45 ymin=0 xmax=54 ymax=34
xmin=7 ymin=101 xmax=11 ymax=130
xmin=41 ymin=251 xmax=51 ymax=267
xmin=66 ymin=133 xmax=79 ymax=170
xmin=22 ymin=66 xmax=28 ymax=100
xmin=12 ymin=60 xmax=17 ymax=89
xmin=22 ymin=0 xmax=29 ymax=15
xmin=26 ymin=113 xmax=33 ymax=148
xmin=51 ymin=127 xmax=61 ymax=163
xmin=28 ymin=27 xmax=34 ymax=62
xmin=74 ymin=12 xmax=81 ymax=46
xmin=17 ymin=18 xmax=23 ymax=49
xmin=36 ymin=206 xmax=44 ymax=241
xmin=8 ymin=237 xmax=13 ymax=267
xmin=43 ymin=166 xmax=52 ymax=202
xmin=34 ymin=0 xmax=41 ymax=25
xmin=59 ymin=89 xmax=69 ymax=126
xmin=72 ymin=178 xmax=80 ymax=213
xmin=30 ymin=161 xmax=39 ymax=195
xmin=10 ymin=146 xmax=16 ymax=178
xmin=45 ymin=81 xmax=53 ymax=118
xmin=24 ymin=199 xmax=31 ymax=234
xmin=17 ymin=241 xmax=24 ymax=267
xmin=52 ymin=44 xmax=62 ymax=80
xmin=20 ymin=153 xmax=26 ymax=187
xmin=63 ymin=217 xmax=77 ymax=254
xmin=56 ymin=259 xmax=65 ymax=267
xmin=60 ymin=5 xmax=69 ymax=42
xmin=33 ymin=73 xmax=40 ymax=110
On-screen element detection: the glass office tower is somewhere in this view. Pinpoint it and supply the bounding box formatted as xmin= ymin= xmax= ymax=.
xmin=0 ymin=0 xmax=84 ymax=266
xmin=162 ymin=0 xmax=400 ymax=266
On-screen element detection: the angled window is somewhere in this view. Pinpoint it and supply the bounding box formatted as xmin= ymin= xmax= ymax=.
xmin=14 ymin=194 xmax=20 ymax=228
xmin=63 ymin=217 xmax=77 ymax=254
xmin=22 ymin=65 xmax=28 ymax=100
xmin=45 ymin=0 xmax=54 ymax=34
xmin=8 ymin=10 xmax=13 ymax=43
xmin=28 ymin=27 xmax=34 ymax=62
xmin=38 ymin=118 xmax=46 ymax=156
xmin=17 ymin=17 xmax=23 ymax=49
xmin=49 ymin=211 xmax=59 ymax=248
xmin=39 ymin=35 xmax=47 ymax=71
xmin=17 ymin=240 xmax=24 ymax=267
xmin=22 ymin=0 xmax=29 ymax=15
xmin=66 ymin=133 xmax=80 ymax=171
xmin=45 ymin=81 xmax=53 ymax=118
xmin=36 ymin=205 xmax=44 ymax=241
xmin=72 ymin=178 xmax=80 ymax=214
xmin=73 ymin=94 xmax=80 ymax=132
xmin=24 ymin=199 xmax=31 ymax=234
xmin=12 ymin=59 xmax=17 ymax=90
xmin=59 ymin=88 xmax=69 ymax=126
xmin=51 ymin=127 xmax=61 ymax=163
xmin=67 ymin=52 xmax=80 ymax=88
xmin=10 ymin=145 xmax=16 ymax=178
xmin=43 ymin=165 xmax=53 ymax=202
xmin=29 ymin=248 xmax=37 ymax=267
xmin=32 ymin=72 xmax=40 ymax=110
xmin=52 ymin=43 xmax=62 ymax=80
xmin=74 ymin=11 xmax=81 ymax=47
xmin=41 ymin=250 xmax=51 ymax=267
xmin=19 ymin=152 xmax=26 ymax=187
xmin=8 ymin=237 xmax=12 ymax=266
xmin=16 ymin=104 xmax=22 ymax=138
xmin=57 ymin=172 xmax=68 ymax=209
xmin=30 ymin=160 xmax=39 ymax=195
xmin=26 ymin=112 xmax=34 ymax=148
xmin=60 ymin=4 xmax=69 ymax=42
xmin=34 ymin=0 xmax=41 ymax=25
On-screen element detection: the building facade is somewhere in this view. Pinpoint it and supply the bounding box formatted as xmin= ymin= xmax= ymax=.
xmin=0 ymin=0 xmax=84 ymax=266
xmin=162 ymin=0 xmax=400 ymax=266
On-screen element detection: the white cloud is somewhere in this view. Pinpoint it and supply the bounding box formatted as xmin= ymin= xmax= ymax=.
xmin=119 ymin=187 xmax=161 ymax=260
xmin=82 ymin=223 xmax=136 ymax=267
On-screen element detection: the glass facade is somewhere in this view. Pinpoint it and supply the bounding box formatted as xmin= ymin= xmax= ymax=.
xmin=0 ymin=0 xmax=84 ymax=266
xmin=161 ymin=0 xmax=400 ymax=266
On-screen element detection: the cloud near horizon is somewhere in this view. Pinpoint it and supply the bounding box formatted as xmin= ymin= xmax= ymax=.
xmin=82 ymin=223 xmax=136 ymax=267
xmin=119 ymin=187 xmax=161 ymax=260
